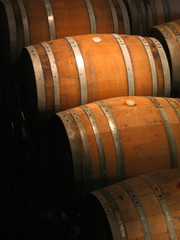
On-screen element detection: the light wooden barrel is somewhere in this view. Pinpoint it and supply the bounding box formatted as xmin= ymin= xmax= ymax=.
xmin=47 ymin=96 xmax=180 ymax=206
xmin=19 ymin=34 xmax=171 ymax=129
xmin=84 ymin=168 xmax=180 ymax=240
xmin=149 ymin=20 xmax=180 ymax=97
xmin=123 ymin=0 xmax=180 ymax=35
xmin=0 ymin=0 xmax=130 ymax=68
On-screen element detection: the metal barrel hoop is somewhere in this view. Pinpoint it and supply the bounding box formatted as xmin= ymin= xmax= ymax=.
xmin=139 ymin=174 xmax=177 ymax=240
xmin=41 ymin=42 xmax=61 ymax=112
xmin=118 ymin=181 xmax=152 ymax=240
xmin=26 ymin=45 xmax=46 ymax=112
xmin=147 ymin=96 xmax=178 ymax=168
xmin=68 ymin=109 xmax=92 ymax=193
xmin=112 ymin=34 xmax=135 ymax=96
xmin=95 ymin=101 xmax=125 ymax=180
xmin=80 ymin=105 xmax=107 ymax=187
xmin=57 ymin=111 xmax=84 ymax=197
xmin=65 ymin=37 xmax=88 ymax=105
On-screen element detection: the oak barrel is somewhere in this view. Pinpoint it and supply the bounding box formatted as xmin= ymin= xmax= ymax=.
xmin=123 ymin=0 xmax=180 ymax=35
xmin=47 ymin=96 xmax=180 ymax=206
xmin=0 ymin=0 xmax=130 ymax=69
xmin=84 ymin=168 xmax=180 ymax=240
xmin=19 ymin=34 xmax=171 ymax=130
xmin=149 ymin=20 xmax=180 ymax=97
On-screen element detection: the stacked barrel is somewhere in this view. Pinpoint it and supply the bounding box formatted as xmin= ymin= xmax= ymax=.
xmin=1 ymin=0 xmax=180 ymax=239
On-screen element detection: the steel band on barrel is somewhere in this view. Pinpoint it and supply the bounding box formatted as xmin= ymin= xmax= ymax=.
xmin=149 ymin=0 xmax=157 ymax=25
xmin=155 ymin=25 xmax=180 ymax=94
xmin=65 ymin=37 xmax=88 ymax=105
xmin=162 ymin=0 xmax=170 ymax=22
xmin=112 ymin=34 xmax=135 ymax=96
xmin=43 ymin=0 xmax=56 ymax=40
xmin=41 ymin=42 xmax=61 ymax=112
xmin=139 ymin=175 xmax=177 ymax=240
xmin=93 ymin=189 xmax=128 ymax=240
xmin=95 ymin=101 xmax=125 ymax=180
xmin=80 ymin=105 xmax=107 ymax=187
xmin=68 ymin=109 xmax=92 ymax=193
xmin=149 ymin=37 xmax=171 ymax=97
xmin=107 ymin=0 xmax=119 ymax=33
xmin=117 ymin=0 xmax=130 ymax=34
xmin=26 ymin=45 xmax=46 ymax=112
xmin=147 ymin=97 xmax=178 ymax=168
xmin=164 ymin=98 xmax=180 ymax=121
xmin=17 ymin=0 xmax=30 ymax=46
xmin=137 ymin=36 xmax=158 ymax=96
xmin=84 ymin=0 xmax=97 ymax=33
xmin=57 ymin=112 xmax=83 ymax=197
xmin=165 ymin=23 xmax=180 ymax=45
xmin=118 ymin=181 xmax=152 ymax=240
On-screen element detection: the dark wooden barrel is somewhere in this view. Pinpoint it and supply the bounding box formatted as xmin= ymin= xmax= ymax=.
xmin=19 ymin=34 xmax=171 ymax=131
xmin=47 ymin=96 xmax=180 ymax=207
xmin=148 ymin=20 xmax=180 ymax=97
xmin=0 ymin=0 xmax=130 ymax=69
xmin=123 ymin=0 xmax=180 ymax=35
xmin=84 ymin=168 xmax=180 ymax=240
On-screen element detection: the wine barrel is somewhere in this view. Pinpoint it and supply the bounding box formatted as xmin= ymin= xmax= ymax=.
xmin=0 ymin=0 xmax=130 ymax=69
xmin=19 ymin=34 xmax=171 ymax=130
xmin=123 ymin=0 xmax=180 ymax=35
xmin=149 ymin=20 xmax=180 ymax=97
xmin=84 ymin=168 xmax=180 ymax=240
xmin=123 ymin=0 xmax=147 ymax=35
xmin=47 ymin=96 xmax=180 ymax=206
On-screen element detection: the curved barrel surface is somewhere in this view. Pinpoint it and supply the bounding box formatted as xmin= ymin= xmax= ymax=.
xmin=19 ymin=34 xmax=171 ymax=129
xmin=47 ymin=96 xmax=180 ymax=205
xmin=84 ymin=168 xmax=180 ymax=240
xmin=149 ymin=20 xmax=180 ymax=97
xmin=0 ymin=0 xmax=130 ymax=68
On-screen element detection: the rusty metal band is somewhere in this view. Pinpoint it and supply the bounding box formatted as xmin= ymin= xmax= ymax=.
xmin=164 ymin=98 xmax=180 ymax=121
xmin=91 ymin=191 xmax=120 ymax=240
xmin=17 ymin=0 xmax=30 ymax=46
xmin=84 ymin=0 xmax=97 ymax=33
xmin=149 ymin=0 xmax=157 ymax=25
xmin=95 ymin=101 xmax=125 ymax=180
xmin=65 ymin=37 xmax=88 ymax=105
xmin=118 ymin=181 xmax=152 ymax=240
xmin=43 ymin=0 xmax=56 ymax=40
xmin=57 ymin=111 xmax=83 ymax=196
xmin=107 ymin=0 xmax=119 ymax=33
xmin=41 ymin=42 xmax=61 ymax=112
xmin=155 ymin=25 xmax=180 ymax=94
xmin=162 ymin=0 xmax=170 ymax=22
xmin=137 ymin=36 xmax=158 ymax=96
xmin=139 ymin=175 xmax=177 ymax=240
xmin=147 ymin=97 xmax=178 ymax=168
xmin=92 ymin=190 xmax=127 ymax=240
xmin=112 ymin=34 xmax=135 ymax=96
xmin=68 ymin=109 xmax=92 ymax=193
xmin=149 ymin=37 xmax=171 ymax=97
xmin=26 ymin=45 xmax=46 ymax=112
xmin=165 ymin=23 xmax=180 ymax=45
xmin=2 ymin=0 xmax=17 ymax=64
xmin=117 ymin=0 xmax=130 ymax=34
xmin=80 ymin=105 xmax=107 ymax=187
